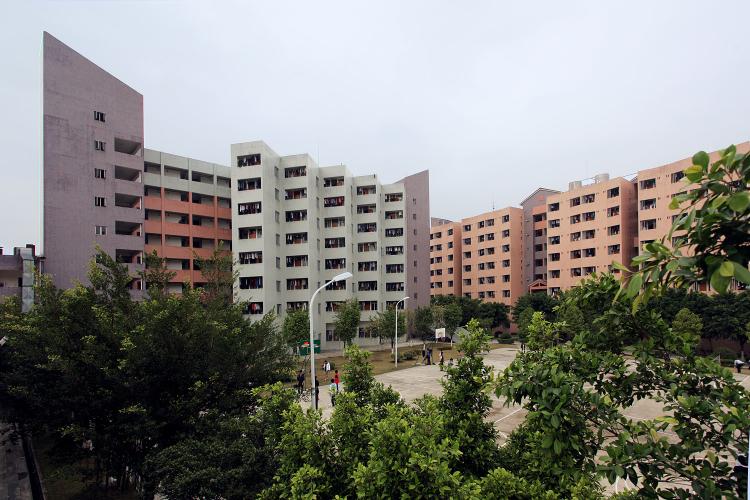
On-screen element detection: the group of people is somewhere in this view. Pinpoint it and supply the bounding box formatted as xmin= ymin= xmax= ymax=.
xmin=422 ymin=347 xmax=454 ymax=367
xmin=295 ymin=363 xmax=341 ymax=408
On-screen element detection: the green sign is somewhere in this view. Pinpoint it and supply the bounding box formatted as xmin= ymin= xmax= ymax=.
xmin=299 ymin=339 xmax=321 ymax=355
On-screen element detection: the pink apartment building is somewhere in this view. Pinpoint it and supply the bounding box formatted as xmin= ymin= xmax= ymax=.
xmin=430 ymin=218 xmax=463 ymax=297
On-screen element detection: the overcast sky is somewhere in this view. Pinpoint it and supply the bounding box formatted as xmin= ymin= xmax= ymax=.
xmin=2 ymin=1 xmax=749 ymax=251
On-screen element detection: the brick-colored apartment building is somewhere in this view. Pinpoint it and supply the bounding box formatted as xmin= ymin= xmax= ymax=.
xmin=143 ymin=150 xmax=233 ymax=294
xmin=545 ymin=175 xmax=638 ymax=294
xmin=429 ymin=218 xmax=462 ymax=297
xmin=430 ymin=142 xmax=749 ymax=307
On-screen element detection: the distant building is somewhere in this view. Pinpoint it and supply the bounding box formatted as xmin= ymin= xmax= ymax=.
xmin=0 ymin=245 xmax=40 ymax=312
xmin=429 ymin=217 xmax=463 ymax=297
xmin=230 ymin=141 xmax=430 ymax=348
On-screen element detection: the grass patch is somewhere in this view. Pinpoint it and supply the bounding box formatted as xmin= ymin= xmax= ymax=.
xmin=35 ymin=436 xmax=136 ymax=500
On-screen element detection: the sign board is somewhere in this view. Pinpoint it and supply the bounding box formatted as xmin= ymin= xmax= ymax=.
xmin=435 ymin=328 xmax=446 ymax=340
xmin=299 ymin=339 xmax=321 ymax=355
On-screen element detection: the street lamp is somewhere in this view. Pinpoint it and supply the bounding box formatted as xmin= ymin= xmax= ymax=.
xmin=309 ymin=271 xmax=352 ymax=410
xmin=394 ymin=296 xmax=409 ymax=367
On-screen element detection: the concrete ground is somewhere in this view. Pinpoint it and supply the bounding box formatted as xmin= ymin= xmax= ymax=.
xmin=0 ymin=424 xmax=31 ymax=500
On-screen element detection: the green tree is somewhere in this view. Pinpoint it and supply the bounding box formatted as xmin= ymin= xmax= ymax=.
xmin=555 ymin=301 xmax=585 ymax=341
xmin=439 ymin=319 xmax=500 ymax=477
xmin=368 ymin=306 xmax=405 ymax=349
xmin=443 ymin=302 xmax=463 ymax=339
xmin=140 ymin=249 xmax=177 ymax=299
xmin=671 ymin=307 xmax=702 ymax=339
xmin=334 ymin=299 xmax=360 ymax=347
xmin=516 ymin=307 xmax=534 ymax=339
xmin=622 ymin=145 xmax=750 ymax=305
xmin=512 ymin=293 xmax=559 ymax=324
xmin=282 ymin=309 xmax=309 ymax=350
xmin=194 ymin=243 xmax=237 ymax=307
xmin=414 ymin=306 xmax=434 ymax=342
xmin=342 ymin=344 xmax=374 ymax=404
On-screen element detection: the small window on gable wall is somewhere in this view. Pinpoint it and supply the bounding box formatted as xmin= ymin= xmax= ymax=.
xmin=94 ymin=111 xmax=106 ymax=122
xmin=95 ymin=168 xmax=106 ymax=179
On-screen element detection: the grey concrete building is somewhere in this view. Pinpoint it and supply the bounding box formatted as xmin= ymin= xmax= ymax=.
xmin=520 ymin=187 xmax=560 ymax=293
xmin=230 ymin=141 xmax=429 ymax=348
xmin=43 ymin=32 xmax=145 ymax=290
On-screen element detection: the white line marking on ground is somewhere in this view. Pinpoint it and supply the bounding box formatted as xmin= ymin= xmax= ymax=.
xmin=494 ymin=407 xmax=523 ymax=423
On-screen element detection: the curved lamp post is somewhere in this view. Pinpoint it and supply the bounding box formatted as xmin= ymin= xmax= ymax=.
xmin=394 ymin=296 xmax=409 ymax=367
xmin=309 ymin=271 xmax=352 ymax=410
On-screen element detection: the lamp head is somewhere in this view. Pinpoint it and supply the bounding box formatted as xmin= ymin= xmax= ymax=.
xmin=332 ymin=271 xmax=353 ymax=282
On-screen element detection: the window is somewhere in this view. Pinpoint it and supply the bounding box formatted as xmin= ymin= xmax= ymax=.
xmin=548 ymin=236 xmax=560 ymax=245
xmin=359 ymin=301 xmax=378 ymax=311
xmin=94 ymin=110 xmax=105 ymax=122
xmin=571 ymin=250 xmax=582 ymax=259
xmin=501 ymin=229 xmax=510 ymax=238
xmin=286 ymin=210 xmax=308 ymax=222
xmin=570 ymin=214 xmax=581 ymax=225
xmin=549 ymin=218 xmax=560 ymax=228
xmin=238 ymin=202 xmax=261 ymax=215
xmin=284 ymin=166 xmax=307 ymax=178
xmin=326 ymin=280 xmax=346 ymax=291
xmin=641 ymin=219 xmax=657 ymax=230
xmin=608 ymin=244 xmax=621 ymax=255
xmin=548 ymin=202 xmax=560 ymax=212
xmin=447 ymin=228 xmax=453 ymax=235
xmin=607 ymin=206 xmax=620 ymax=217
xmin=607 ymin=187 xmax=619 ymax=198
xmin=570 ymin=232 xmax=581 ymax=242
xmin=238 ymin=178 xmax=262 ymax=191
xmin=608 ymin=225 xmax=620 ymax=236
xmin=94 ymin=168 xmax=106 ymax=179
xmin=355 ymin=261 xmax=377 ymax=273
xmin=324 ymin=196 xmax=345 ymax=207
xmin=325 ymin=258 xmax=346 ymax=270
xmin=640 ymin=178 xmax=656 ymax=189
xmin=386 ymin=264 xmax=404 ymax=273
xmin=570 ymin=197 xmax=581 ymax=207
xmin=286 ymin=232 xmax=308 ymax=244
xmin=325 ymin=237 xmax=346 ymax=248
xmin=358 ymin=242 xmax=376 ymax=252
xmin=583 ymin=229 xmax=595 ymax=239
xmin=641 ymin=199 xmax=656 ymax=210
xmin=533 ymin=213 xmax=545 ymax=223
xmin=583 ymin=248 xmax=596 ymax=257
xmin=385 ymin=228 xmax=403 ymax=237
xmin=671 ymin=171 xmax=685 ymax=183
xmin=238 ymin=226 xmax=262 ymax=239
xmin=286 ymin=255 xmax=308 ymax=267
xmin=239 ymin=276 xmax=263 ymax=289
xmin=502 ymin=290 xmax=511 ymax=298
xmin=237 ymin=154 xmax=261 ymax=167
xmin=357 ymin=223 xmax=377 ymax=233
xmin=550 ymin=270 xmax=561 ymax=279
xmin=501 ymin=215 xmax=510 ymax=223
xmin=385 ymin=246 xmax=404 ymax=255
xmin=550 ymin=252 xmax=560 ymax=261
xmin=286 ymin=278 xmax=309 ymax=290
xmin=238 ymin=251 xmax=263 ymax=264
xmin=582 ymin=193 xmax=595 ymax=204
xmin=357 ymin=185 xmax=376 ymax=195
xmin=463 ymin=224 xmax=471 ymax=231
xmin=95 ymin=196 xmax=106 ymax=207
xmin=501 ymin=244 xmax=510 ymax=252
xmin=385 ymin=193 xmax=403 ymax=202
xmin=502 ymin=259 xmax=510 ymax=268
xmin=324 ymin=176 xmax=344 ymax=187
xmin=463 ymin=237 xmax=471 ymax=245
xmin=94 ymin=140 xmax=105 ymax=151
xmin=583 ymin=211 xmax=595 ymax=222
xmin=358 ymin=281 xmax=378 ymax=291
xmin=95 ymin=225 xmax=107 ymax=235
xmin=357 ymin=204 xmax=376 ymax=214
xmin=385 ymin=210 xmax=403 ymax=219
xmin=325 ymin=217 xmax=345 ymax=228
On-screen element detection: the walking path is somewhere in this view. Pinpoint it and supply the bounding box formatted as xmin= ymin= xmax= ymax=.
xmin=0 ymin=424 xmax=31 ymax=500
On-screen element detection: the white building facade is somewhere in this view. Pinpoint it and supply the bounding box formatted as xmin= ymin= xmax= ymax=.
xmin=231 ymin=141 xmax=430 ymax=349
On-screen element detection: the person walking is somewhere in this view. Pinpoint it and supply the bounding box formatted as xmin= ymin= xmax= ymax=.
xmin=314 ymin=377 xmax=320 ymax=409
xmin=439 ymin=350 xmax=444 ymax=366
xmin=296 ymin=370 xmax=305 ymax=396
xmin=329 ymin=378 xmax=337 ymax=407
xmin=334 ymin=369 xmax=340 ymax=391
xmin=734 ymin=357 xmax=745 ymax=374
